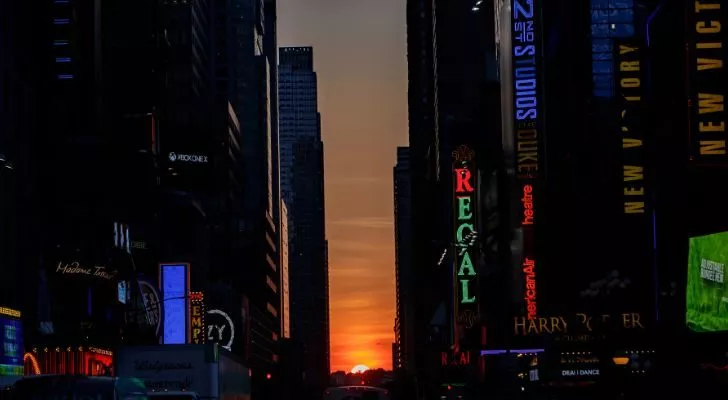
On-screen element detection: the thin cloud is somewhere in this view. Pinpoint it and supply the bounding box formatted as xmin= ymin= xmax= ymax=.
xmin=328 ymin=216 xmax=392 ymax=229
xmin=328 ymin=176 xmax=383 ymax=185
xmin=328 ymin=239 xmax=391 ymax=253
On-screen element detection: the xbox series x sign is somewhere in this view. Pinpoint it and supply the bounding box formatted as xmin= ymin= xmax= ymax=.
xmin=168 ymin=152 xmax=208 ymax=164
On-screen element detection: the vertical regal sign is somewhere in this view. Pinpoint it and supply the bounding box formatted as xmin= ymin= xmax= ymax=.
xmin=189 ymin=291 xmax=206 ymax=344
xmin=512 ymin=0 xmax=543 ymax=319
xmin=687 ymin=0 xmax=726 ymax=164
xmin=452 ymin=145 xmax=480 ymax=349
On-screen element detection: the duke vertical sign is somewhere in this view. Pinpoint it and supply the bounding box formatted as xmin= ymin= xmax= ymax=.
xmin=451 ymin=145 xmax=480 ymax=349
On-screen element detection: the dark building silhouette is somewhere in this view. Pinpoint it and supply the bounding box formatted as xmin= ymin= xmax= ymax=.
xmin=279 ymin=46 xmax=330 ymax=391
xmin=393 ymin=147 xmax=414 ymax=372
xmin=404 ymin=0 xmax=500 ymax=395
xmin=210 ymin=0 xmax=282 ymax=385
xmin=405 ymin=0 xmax=441 ymax=394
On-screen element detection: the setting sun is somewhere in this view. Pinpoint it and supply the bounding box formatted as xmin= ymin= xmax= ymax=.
xmin=350 ymin=364 xmax=370 ymax=374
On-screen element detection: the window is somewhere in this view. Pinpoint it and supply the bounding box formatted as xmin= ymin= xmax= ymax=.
xmin=590 ymin=0 xmax=634 ymax=98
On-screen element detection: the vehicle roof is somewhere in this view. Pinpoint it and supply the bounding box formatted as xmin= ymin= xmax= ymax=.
xmin=327 ymin=386 xmax=387 ymax=392
xmin=148 ymin=391 xmax=198 ymax=395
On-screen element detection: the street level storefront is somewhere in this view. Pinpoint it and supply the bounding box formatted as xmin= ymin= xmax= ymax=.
xmin=23 ymin=346 xmax=113 ymax=376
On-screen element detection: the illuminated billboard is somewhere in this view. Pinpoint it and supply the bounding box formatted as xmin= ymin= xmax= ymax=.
xmin=451 ymin=145 xmax=480 ymax=348
xmin=160 ymin=263 xmax=190 ymax=344
xmin=511 ymin=0 xmax=543 ymax=320
xmin=687 ymin=231 xmax=728 ymax=332
xmin=687 ymin=0 xmax=727 ymax=164
xmin=0 ymin=307 xmax=23 ymax=376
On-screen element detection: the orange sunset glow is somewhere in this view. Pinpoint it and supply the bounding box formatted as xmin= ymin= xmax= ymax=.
xmin=279 ymin=0 xmax=407 ymax=371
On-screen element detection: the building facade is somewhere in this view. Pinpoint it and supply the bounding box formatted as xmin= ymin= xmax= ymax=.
xmin=393 ymin=147 xmax=414 ymax=373
xmin=278 ymin=46 xmax=330 ymax=391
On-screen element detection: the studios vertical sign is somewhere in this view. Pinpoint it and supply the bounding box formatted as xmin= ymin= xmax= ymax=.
xmin=452 ymin=145 xmax=480 ymax=349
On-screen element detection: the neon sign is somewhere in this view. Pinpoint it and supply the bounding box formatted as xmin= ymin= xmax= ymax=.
xmin=521 ymin=184 xmax=534 ymax=225
xmin=189 ymin=292 xmax=206 ymax=344
xmin=512 ymin=0 xmax=540 ymax=179
xmin=451 ymin=145 xmax=479 ymax=343
xmin=512 ymin=0 xmax=543 ymax=325
xmin=523 ymin=257 xmax=536 ymax=319
xmin=441 ymin=350 xmax=471 ymax=367
xmin=56 ymin=261 xmax=117 ymax=280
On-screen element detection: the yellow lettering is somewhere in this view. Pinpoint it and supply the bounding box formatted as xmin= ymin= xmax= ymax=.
xmin=619 ymin=44 xmax=637 ymax=55
xmin=620 ymin=60 xmax=640 ymax=72
xmin=622 ymin=138 xmax=642 ymax=148
xmin=695 ymin=1 xmax=720 ymax=13
xmin=620 ymin=77 xmax=640 ymax=88
xmin=700 ymin=140 xmax=727 ymax=155
xmin=696 ymin=21 xmax=721 ymax=34
xmin=699 ymin=121 xmax=725 ymax=132
xmin=538 ymin=318 xmax=551 ymax=334
xmin=625 ymin=202 xmax=645 ymax=214
xmin=698 ymin=58 xmax=723 ymax=70
xmin=624 ymin=186 xmax=644 ymax=196
xmin=699 ymin=93 xmax=724 ymax=114
xmin=623 ymin=165 xmax=643 ymax=181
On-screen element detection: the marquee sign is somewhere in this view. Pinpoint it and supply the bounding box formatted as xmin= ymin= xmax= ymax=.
xmin=189 ymin=292 xmax=206 ymax=345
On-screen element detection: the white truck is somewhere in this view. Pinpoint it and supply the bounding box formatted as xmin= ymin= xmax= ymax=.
xmin=116 ymin=343 xmax=251 ymax=400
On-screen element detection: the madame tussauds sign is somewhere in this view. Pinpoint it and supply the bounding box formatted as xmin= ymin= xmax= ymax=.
xmin=56 ymin=261 xmax=118 ymax=280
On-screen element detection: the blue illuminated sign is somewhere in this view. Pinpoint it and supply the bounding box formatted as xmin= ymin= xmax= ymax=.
xmin=511 ymin=0 xmax=542 ymax=181
xmin=0 ymin=317 xmax=23 ymax=376
xmin=512 ymin=0 xmax=538 ymax=122
xmin=161 ymin=264 xmax=189 ymax=344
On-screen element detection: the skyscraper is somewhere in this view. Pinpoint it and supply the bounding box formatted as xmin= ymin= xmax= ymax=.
xmin=210 ymin=0 xmax=281 ymax=379
xmin=279 ymin=46 xmax=330 ymax=390
xmin=393 ymin=147 xmax=414 ymax=372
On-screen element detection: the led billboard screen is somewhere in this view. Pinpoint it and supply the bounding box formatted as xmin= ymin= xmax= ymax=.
xmin=687 ymin=231 xmax=728 ymax=332
xmin=0 ymin=316 xmax=23 ymax=376
xmin=160 ymin=264 xmax=190 ymax=344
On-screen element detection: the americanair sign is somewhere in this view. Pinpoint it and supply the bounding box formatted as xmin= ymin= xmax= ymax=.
xmin=168 ymin=152 xmax=208 ymax=163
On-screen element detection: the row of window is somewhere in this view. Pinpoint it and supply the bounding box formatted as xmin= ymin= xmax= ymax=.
xmin=590 ymin=0 xmax=635 ymax=98
xmin=53 ymin=1 xmax=73 ymax=80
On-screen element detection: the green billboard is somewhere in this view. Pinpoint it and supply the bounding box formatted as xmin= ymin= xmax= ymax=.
xmin=687 ymin=231 xmax=728 ymax=332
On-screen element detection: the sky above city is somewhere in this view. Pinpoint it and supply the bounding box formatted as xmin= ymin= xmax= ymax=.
xmin=278 ymin=0 xmax=408 ymax=372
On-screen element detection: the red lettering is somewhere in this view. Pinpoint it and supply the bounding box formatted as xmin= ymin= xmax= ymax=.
xmin=521 ymin=185 xmax=535 ymax=226
xmin=454 ymin=168 xmax=474 ymax=193
xmin=523 ymin=258 xmax=537 ymax=319
xmin=441 ymin=352 xmax=448 ymax=366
